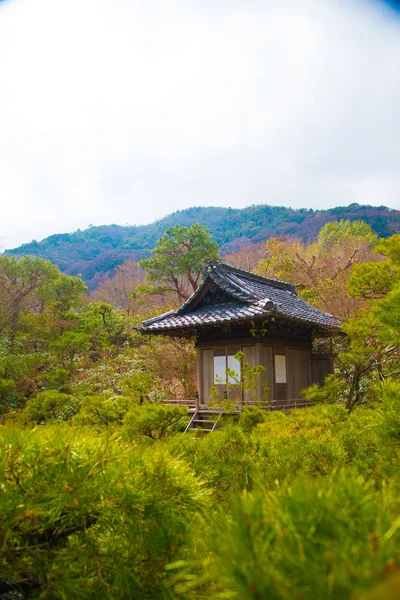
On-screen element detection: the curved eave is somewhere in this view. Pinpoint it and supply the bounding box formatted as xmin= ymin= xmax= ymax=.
xmin=139 ymin=311 xmax=341 ymax=337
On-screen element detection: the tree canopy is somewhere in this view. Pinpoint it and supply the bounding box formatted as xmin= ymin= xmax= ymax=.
xmin=256 ymin=220 xmax=378 ymax=319
xmin=0 ymin=255 xmax=86 ymax=340
xmin=139 ymin=224 xmax=219 ymax=302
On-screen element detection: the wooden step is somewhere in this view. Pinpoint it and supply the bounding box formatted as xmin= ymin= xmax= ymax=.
xmin=187 ymin=427 xmax=214 ymax=433
xmin=184 ymin=410 xmax=224 ymax=433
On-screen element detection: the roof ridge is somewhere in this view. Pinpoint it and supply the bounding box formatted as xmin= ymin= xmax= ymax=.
xmin=141 ymin=309 xmax=176 ymax=326
xmin=208 ymin=269 xmax=258 ymax=304
xmin=176 ymin=260 xmax=257 ymax=315
xmin=176 ymin=260 xmax=297 ymax=317
xmin=214 ymin=261 xmax=296 ymax=293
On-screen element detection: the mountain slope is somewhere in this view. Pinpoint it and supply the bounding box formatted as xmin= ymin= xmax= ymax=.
xmin=7 ymin=203 xmax=400 ymax=289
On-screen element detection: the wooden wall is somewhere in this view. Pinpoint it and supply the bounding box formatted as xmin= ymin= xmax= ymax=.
xmin=287 ymin=348 xmax=311 ymax=401
xmin=197 ymin=336 xmax=323 ymax=405
xmin=200 ymin=348 xmax=214 ymax=408
xmin=242 ymin=344 xmax=274 ymax=403
xmin=311 ymin=354 xmax=335 ymax=387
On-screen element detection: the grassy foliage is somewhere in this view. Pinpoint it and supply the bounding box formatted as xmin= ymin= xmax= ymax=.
xmin=2 ymin=404 xmax=399 ymax=599
xmin=191 ymin=472 xmax=400 ymax=600
xmin=0 ymin=426 xmax=208 ymax=599
xmin=1 ymin=402 xmax=399 ymax=598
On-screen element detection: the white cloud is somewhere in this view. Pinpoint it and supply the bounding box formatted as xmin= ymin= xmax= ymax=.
xmin=0 ymin=0 xmax=399 ymax=249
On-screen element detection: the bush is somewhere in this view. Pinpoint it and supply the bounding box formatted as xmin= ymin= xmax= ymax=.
xmin=173 ymin=405 xmax=385 ymax=498
xmin=37 ymin=367 xmax=71 ymax=393
xmin=0 ymin=402 xmax=397 ymax=598
xmin=75 ymin=394 xmax=132 ymax=427
xmin=0 ymin=426 xmax=208 ymax=599
xmin=239 ymin=406 xmax=266 ymax=432
xmin=184 ymin=471 xmax=400 ymax=599
xmin=302 ymin=374 xmax=342 ymax=404
xmin=23 ymin=390 xmax=81 ymax=423
xmin=123 ymin=404 xmax=188 ymax=440
xmin=0 ymin=377 xmax=17 ymax=417
xmin=378 ymin=379 xmax=400 ymax=441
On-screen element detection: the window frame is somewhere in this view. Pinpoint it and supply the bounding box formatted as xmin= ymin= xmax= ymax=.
xmin=274 ymin=354 xmax=287 ymax=384
xmin=213 ymin=348 xmax=241 ymax=385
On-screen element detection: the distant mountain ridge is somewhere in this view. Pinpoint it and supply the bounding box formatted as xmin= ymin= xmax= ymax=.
xmin=7 ymin=203 xmax=400 ymax=290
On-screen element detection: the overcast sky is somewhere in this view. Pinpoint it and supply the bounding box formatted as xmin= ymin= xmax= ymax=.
xmin=1 ymin=0 xmax=400 ymax=250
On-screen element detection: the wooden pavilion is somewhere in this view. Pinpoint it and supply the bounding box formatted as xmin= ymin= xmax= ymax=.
xmin=139 ymin=261 xmax=340 ymax=414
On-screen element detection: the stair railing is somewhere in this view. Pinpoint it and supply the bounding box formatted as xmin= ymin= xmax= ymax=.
xmin=184 ymin=411 xmax=197 ymax=433
xmin=211 ymin=411 xmax=223 ymax=432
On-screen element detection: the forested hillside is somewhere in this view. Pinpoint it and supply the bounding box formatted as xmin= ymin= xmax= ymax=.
xmin=7 ymin=203 xmax=400 ymax=289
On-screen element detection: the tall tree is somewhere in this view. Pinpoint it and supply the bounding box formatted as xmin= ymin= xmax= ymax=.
xmin=256 ymin=220 xmax=379 ymax=319
xmin=0 ymin=256 xmax=86 ymax=340
xmin=308 ymin=234 xmax=400 ymax=410
xmin=140 ymin=224 xmax=219 ymax=302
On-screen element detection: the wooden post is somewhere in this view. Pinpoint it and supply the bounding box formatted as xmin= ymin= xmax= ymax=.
xmin=255 ymin=342 xmax=262 ymax=404
xmin=196 ymin=348 xmax=202 ymax=411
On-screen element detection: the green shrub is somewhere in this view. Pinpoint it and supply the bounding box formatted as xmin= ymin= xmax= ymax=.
xmin=302 ymin=373 xmax=342 ymax=404
xmin=23 ymin=390 xmax=80 ymax=423
xmin=75 ymin=394 xmax=132 ymax=427
xmin=0 ymin=377 xmax=17 ymax=416
xmin=174 ymin=405 xmax=386 ymax=499
xmin=1 ymin=402 xmax=398 ymax=598
xmin=239 ymin=406 xmax=266 ymax=432
xmin=0 ymin=377 xmax=16 ymax=400
xmin=182 ymin=471 xmax=400 ymax=599
xmin=38 ymin=367 xmax=71 ymax=393
xmin=378 ymin=379 xmax=400 ymax=441
xmin=123 ymin=404 xmax=188 ymax=440
xmin=0 ymin=426 xmax=208 ymax=599
xmin=173 ymin=425 xmax=261 ymax=498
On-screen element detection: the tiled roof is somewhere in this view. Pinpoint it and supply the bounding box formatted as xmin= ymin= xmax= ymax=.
xmin=140 ymin=262 xmax=340 ymax=333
